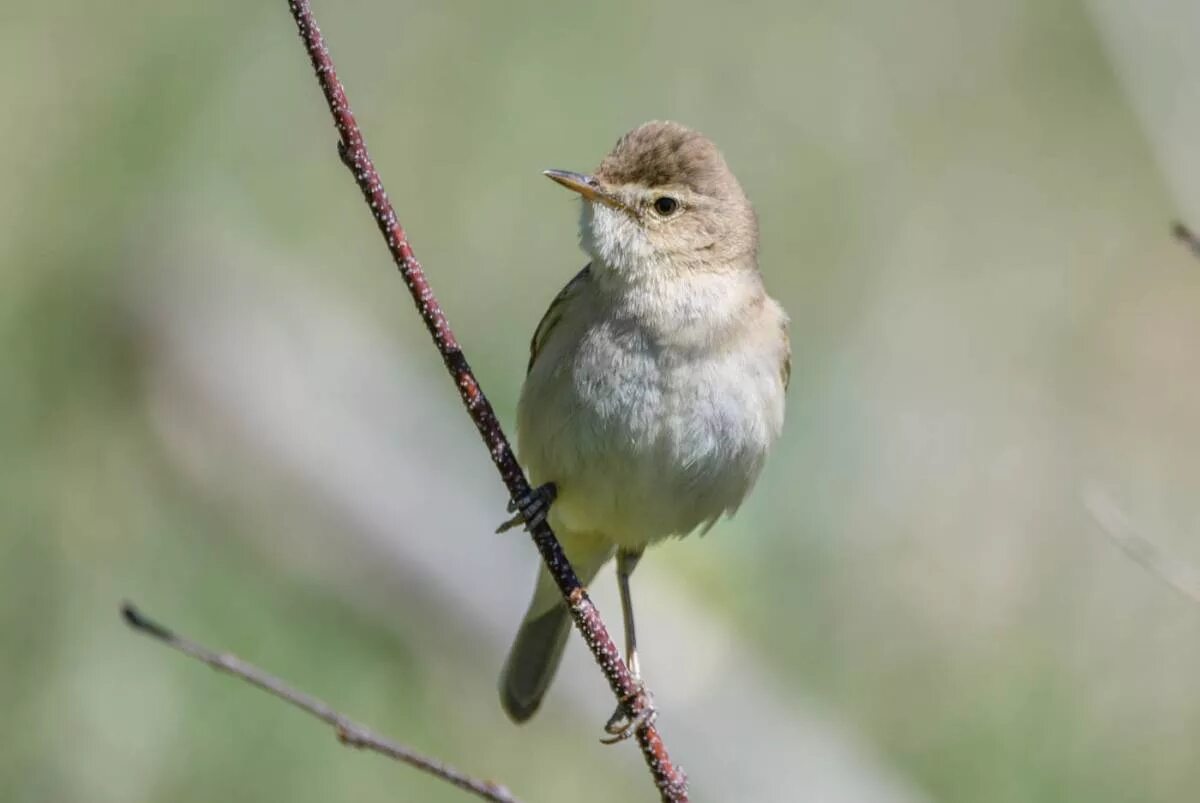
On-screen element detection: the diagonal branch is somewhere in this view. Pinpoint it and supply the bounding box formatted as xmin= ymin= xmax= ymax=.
xmin=120 ymin=602 xmax=521 ymax=803
xmin=1078 ymin=226 xmax=1200 ymax=607
xmin=1084 ymin=488 xmax=1200 ymax=606
xmin=283 ymin=2 xmax=688 ymax=800
xmin=1173 ymin=221 xmax=1200 ymax=260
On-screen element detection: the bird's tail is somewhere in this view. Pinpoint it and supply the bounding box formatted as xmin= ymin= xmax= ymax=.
xmin=499 ymin=540 xmax=611 ymax=722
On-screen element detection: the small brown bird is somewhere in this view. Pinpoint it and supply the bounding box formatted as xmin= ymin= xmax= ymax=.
xmin=499 ymin=121 xmax=789 ymax=738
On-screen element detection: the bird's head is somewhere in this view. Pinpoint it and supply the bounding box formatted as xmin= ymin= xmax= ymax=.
xmin=544 ymin=121 xmax=758 ymax=281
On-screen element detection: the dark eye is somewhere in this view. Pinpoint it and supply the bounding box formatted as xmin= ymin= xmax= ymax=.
xmin=652 ymin=196 xmax=680 ymax=216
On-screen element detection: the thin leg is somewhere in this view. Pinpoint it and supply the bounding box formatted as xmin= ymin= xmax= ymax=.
xmin=616 ymin=548 xmax=644 ymax=681
xmin=603 ymin=548 xmax=655 ymax=743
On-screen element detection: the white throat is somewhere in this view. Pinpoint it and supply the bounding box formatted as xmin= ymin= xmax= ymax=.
xmin=579 ymin=201 xmax=661 ymax=280
xmin=579 ymin=203 xmax=764 ymax=352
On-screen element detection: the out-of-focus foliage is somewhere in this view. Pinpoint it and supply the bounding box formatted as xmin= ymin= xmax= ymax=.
xmin=2 ymin=1 xmax=1199 ymax=802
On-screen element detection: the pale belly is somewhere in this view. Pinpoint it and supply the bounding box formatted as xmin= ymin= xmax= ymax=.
xmin=516 ymin=321 xmax=784 ymax=549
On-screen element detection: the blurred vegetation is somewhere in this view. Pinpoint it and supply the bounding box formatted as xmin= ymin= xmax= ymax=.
xmin=2 ymin=1 xmax=1199 ymax=802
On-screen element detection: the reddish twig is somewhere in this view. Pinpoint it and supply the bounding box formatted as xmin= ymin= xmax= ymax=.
xmin=283 ymin=2 xmax=688 ymax=800
xmin=120 ymin=602 xmax=521 ymax=803
xmin=1173 ymin=221 xmax=1200 ymax=260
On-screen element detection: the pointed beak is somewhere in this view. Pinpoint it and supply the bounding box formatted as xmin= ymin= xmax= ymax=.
xmin=543 ymin=169 xmax=625 ymax=210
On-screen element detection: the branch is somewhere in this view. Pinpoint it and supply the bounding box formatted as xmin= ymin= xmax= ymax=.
xmin=120 ymin=602 xmax=521 ymax=803
xmin=1083 ymin=489 xmax=1200 ymax=606
xmin=283 ymin=2 xmax=688 ymax=800
xmin=1173 ymin=221 xmax=1200 ymax=260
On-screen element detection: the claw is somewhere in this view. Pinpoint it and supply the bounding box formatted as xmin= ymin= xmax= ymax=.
xmin=600 ymin=688 xmax=656 ymax=744
xmin=495 ymin=483 xmax=557 ymax=534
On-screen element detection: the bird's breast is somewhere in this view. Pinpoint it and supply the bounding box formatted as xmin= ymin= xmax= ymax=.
xmin=517 ymin=304 xmax=785 ymax=547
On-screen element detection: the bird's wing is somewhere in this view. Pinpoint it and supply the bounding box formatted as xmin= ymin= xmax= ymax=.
xmin=527 ymin=264 xmax=592 ymax=375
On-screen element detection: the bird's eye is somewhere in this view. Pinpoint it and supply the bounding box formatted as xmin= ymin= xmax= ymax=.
xmin=652 ymin=196 xmax=680 ymax=217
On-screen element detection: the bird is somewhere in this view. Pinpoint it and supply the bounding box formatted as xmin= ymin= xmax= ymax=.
xmin=497 ymin=120 xmax=789 ymax=739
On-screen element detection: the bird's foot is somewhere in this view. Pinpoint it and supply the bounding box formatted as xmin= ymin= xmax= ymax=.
xmin=600 ymin=686 xmax=656 ymax=744
xmin=495 ymin=483 xmax=557 ymax=534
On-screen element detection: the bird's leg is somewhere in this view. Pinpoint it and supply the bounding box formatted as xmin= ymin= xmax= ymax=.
xmin=602 ymin=548 xmax=655 ymax=743
xmin=616 ymin=547 xmax=644 ymax=681
xmin=495 ymin=482 xmax=557 ymax=534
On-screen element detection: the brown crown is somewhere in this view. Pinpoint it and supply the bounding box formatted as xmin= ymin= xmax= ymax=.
xmin=595 ymin=121 xmax=739 ymax=199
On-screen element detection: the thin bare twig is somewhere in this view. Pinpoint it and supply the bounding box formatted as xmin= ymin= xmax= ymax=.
xmin=1078 ymin=225 xmax=1200 ymax=604
xmin=1083 ymin=488 xmax=1200 ymax=606
xmin=120 ymin=603 xmax=521 ymax=802
xmin=283 ymin=2 xmax=688 ymax=800
xmin=1173 ymin=221 xmax=1200 ymax=260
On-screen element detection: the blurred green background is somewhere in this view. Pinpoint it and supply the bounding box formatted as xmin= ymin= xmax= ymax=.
xmin=3 ymin=1 xmax=1200 ymax=801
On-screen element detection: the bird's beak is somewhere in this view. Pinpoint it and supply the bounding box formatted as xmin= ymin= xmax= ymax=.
xmin=543 ymin=169 xmax=625 ymax=210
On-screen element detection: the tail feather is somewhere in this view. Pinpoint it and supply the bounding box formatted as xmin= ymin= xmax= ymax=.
xmin=499 ymin=539 xmax=612 ymax=722
xmin=499 ymin=601 xmax=573 ymax=722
